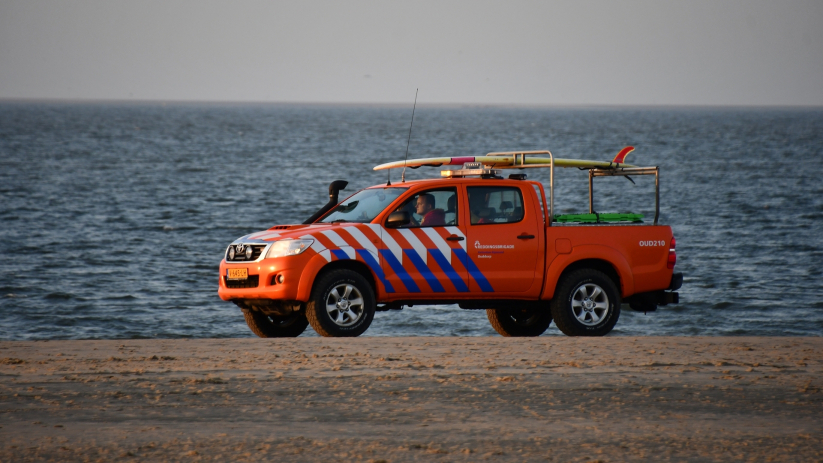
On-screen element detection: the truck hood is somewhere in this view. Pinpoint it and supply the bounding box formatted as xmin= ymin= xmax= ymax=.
xmin=230 ymin=223 xmax=359 ymax=244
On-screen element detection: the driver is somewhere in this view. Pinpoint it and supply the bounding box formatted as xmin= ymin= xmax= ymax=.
xmin=416 ymin=194 xmax=445 ymax=226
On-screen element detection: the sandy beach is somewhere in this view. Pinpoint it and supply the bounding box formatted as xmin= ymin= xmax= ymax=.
xmin=1 ymin=336 xmax=820 ymax=462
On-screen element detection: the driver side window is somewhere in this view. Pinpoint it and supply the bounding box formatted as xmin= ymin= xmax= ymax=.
xmin=393 ymin=189 xmax=458 ymax=228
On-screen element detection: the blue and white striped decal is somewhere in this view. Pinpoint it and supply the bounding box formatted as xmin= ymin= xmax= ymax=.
xmin=340 ymin=226 xmax=378 ymax=256
xmin=428 ymin=247 xmax=469 ymax=292
xmin=298 ymin=225 xmax=491 ymax=294
xmin=301 ymin=234 xmax=331 ymax=262
xmin=321 ymin=230 xmax=356 ymax=259
xmin=403 ymin=249 xmax=446 ymax=292
xmin=248 ymin=231 xmax=282 ymax=241
xmin=356 ymin=249 xmax=395 ymax=293
xmin=454 ymin=248 xmax=493 ymax=292
xmin=398 ymin=229 xmax=428 ymax=264
xmin=445 ymin=226 xmax=467 ymax=251
xmin=342 ymin=226 xmax=399 ymax=293
xmin=379 ymin=249 xmax=421 ymax=293
xmin=371 ymin=224 xmax=404 ymax=264
xmin=421 ymin=228 xmax=454 ymax=265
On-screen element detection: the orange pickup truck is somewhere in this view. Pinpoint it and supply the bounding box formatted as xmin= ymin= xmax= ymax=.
xmin=218 ymin=150 xmax=681 ymax=338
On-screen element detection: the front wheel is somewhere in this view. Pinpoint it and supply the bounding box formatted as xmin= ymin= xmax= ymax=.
xmin=243 ymin=309 xmax=309 ymax=338
xmin=306 ymin=269 xmax=376 ymax=337
xmin=486 ymin=306 xmax=552 ymax=337
xmin=551 ymin=269 xmax=620 ymax=336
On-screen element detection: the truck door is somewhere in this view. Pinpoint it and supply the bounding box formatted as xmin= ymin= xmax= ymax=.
xmin=464 ymin=185 xmax=540 ymax=293
xmin=379 ymin=188 xmax=470 ymax=295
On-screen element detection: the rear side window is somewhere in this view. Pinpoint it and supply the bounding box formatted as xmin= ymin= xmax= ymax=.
xmin=467 ymin=186 xmax=524 ymax=225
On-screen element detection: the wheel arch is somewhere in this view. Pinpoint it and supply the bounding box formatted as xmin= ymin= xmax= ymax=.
xmin=297 ymin=255 xmax=378 ymax=302
xmin=542 ymin=246 xmax=635 ymax=300
xmin=559 ymin=259 xmax=622 ymax=294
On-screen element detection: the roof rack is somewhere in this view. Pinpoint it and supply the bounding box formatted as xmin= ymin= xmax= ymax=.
xmin=375 ymin=147 xmax=659 ymax=226
xmin=589 ymin=166 xmax=661 ymax=225
xmin=438 ymin=150 xmax=660 ymax=226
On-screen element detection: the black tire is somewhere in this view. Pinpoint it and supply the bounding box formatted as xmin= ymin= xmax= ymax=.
xmin=551 ymin=269 xmax=620 ymax=336
xmin=306 ymin=269 xmax=375 ymax=337
xmin=243 ymin=308 xmax=309 ymax=338
xmin=486 ymin=306 xmax=552 ymax=337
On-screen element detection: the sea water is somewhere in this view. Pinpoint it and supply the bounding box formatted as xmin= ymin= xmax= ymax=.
xmin=1 ymin=102 xmax=821 ymax=339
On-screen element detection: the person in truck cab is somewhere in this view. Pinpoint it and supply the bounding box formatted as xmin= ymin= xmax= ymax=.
xmin=469 ymin=190 xmax=493 ymax=224
xmin=397 ymin=193 xmax=446 ymax=227
xmin=416 ymin=193 xmax=445 ymax=226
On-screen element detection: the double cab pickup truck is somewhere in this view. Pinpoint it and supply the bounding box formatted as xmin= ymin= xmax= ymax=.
xmin=218 ymin=148 xmax=682 ymax=337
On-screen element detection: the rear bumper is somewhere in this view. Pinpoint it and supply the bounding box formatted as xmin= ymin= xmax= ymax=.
xmin=625 ymin=272 xmax=682 ymax=312
xmin=660 ymin=291 xmax=679 ymax=305
xmin=659 ymin=272 xmax=683 ymax=305
xmin=669 ymin=272 xmax=683 ymax=291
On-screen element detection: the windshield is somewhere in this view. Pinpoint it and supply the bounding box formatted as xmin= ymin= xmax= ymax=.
xmin=320 ymin=187 xmax=408 ymax=223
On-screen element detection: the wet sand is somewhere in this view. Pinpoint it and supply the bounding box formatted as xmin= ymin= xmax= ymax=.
xmin=1 ymin=337 xmax=821 ymax=462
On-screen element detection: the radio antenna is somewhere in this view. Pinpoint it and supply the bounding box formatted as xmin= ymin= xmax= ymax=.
xmin=401 ymin=88 xmax=418 ymax=183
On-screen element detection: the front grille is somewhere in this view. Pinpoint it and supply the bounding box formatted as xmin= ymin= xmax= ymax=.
xmin=226 ymin=244 xmax=267 ymax=262
xmin=224 ymin=275 xmax=259 ymax=289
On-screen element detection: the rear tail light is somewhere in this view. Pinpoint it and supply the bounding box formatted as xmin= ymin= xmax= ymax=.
xmin=667 ymin=236 xmax=677 ymax=269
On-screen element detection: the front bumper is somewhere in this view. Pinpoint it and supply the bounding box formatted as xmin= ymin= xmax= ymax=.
xmin=218 ymin=254 xmax=312 ymax=302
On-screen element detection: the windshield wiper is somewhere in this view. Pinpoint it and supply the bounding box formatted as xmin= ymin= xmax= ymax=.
xmin=331 ymin=219 xmax=349 ymax=223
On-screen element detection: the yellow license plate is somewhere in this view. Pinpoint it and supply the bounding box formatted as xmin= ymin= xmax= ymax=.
xmin=227 ymin=268 xmax=248 ymax=280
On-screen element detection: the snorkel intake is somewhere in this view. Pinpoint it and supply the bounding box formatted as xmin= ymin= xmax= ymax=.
xmin=303 ymin=180 xmax=349 ymax=224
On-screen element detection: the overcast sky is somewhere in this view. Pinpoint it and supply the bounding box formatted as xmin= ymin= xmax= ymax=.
xmin=1 ymin=0 xmax=821 ymax=106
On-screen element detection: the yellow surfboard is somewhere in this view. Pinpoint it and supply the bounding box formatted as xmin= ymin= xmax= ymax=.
xmin=373 ymin=147 xmax=636 ymax=171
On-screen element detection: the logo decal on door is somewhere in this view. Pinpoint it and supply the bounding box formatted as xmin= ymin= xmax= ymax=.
xmin=474 ymin=240 xmax=514 ymax=250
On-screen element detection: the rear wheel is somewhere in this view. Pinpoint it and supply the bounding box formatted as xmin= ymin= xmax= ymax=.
xmin=306 ymin=269 xmax=375 ymax=337
xmin=551 ymin=269 xmax=620 ymax=336
xmin=243 ymin=309 xmax=308 ymax=338
xmin=486 ymin=306 xmax=552 ymax=337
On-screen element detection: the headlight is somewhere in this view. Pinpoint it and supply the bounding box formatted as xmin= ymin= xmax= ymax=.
xmin=266 ymin=239 xmax=314 ymax=259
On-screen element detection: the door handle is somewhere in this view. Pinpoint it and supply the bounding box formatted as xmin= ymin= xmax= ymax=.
xmin=446 ymin=235 xmax=465 ymax=241
xmin=517 ymin=234 xmax=536 ymax=240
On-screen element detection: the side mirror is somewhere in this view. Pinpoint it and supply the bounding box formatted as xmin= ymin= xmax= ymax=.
xmin=386 ymin=211 xmax=410 ymax=228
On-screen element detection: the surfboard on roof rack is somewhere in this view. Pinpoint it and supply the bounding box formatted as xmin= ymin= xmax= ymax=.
xmin=373 ymin=146 xmax=636 ymax=171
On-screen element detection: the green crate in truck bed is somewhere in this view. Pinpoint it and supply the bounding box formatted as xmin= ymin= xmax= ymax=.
xmin=553 ymin=213 xmax=644 ymax=223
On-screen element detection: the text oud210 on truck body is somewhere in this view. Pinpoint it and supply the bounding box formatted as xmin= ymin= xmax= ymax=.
xmin=218 ymin=148 xmax=682 ymax=337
